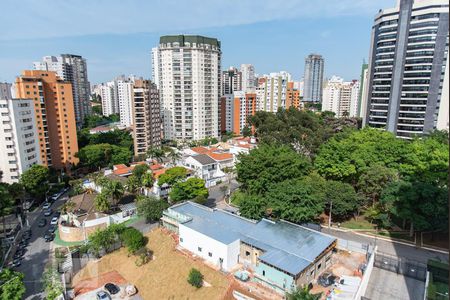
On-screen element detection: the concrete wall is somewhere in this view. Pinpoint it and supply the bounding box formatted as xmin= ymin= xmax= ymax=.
xmin=239 ymin=242 xmax=263 ymax=266
xmin=59 ymin=222 xmax=107 ymax=242
xmin=178 ymin=223 xmax=239 ymax=271
xmin=254 ymin=262 xmax=295 ymax=293
xmin=357 ymin=246 xmax=377 ymax=300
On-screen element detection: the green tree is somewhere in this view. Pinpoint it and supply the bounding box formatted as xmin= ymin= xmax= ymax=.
xmin=187 ymin=268 xmax=203 ymax=288
xmin=286 ymin=286 xmax=322 ymax=300
xmin=169 ymin=178 xmax=208 ymax=203
xmin=242 ymin=126 xmax=252 ymax=137
xmin=325 ymin=180 xmax=361 ymax=220
xmin=77 ymin=143 xmax=132 ymax=170
xmin=158 ymin=167 xmax=187 ymax=186
xmin=236 ymin=194 xmax=267 ymax=220
xmin=94 ymin=192 xmax=110 ymax=212
xmin=0 ymin=268 xmax=25 ymax=300
xmin=89 ymin=227 xmax=116 ymax=254
xmin=146 ymin=147 xmax=165 ymax=163
xmin=0 ymin=185 xmax=15 ymax=238
xmin=19 ymin=165 xmax=49 ymax=200
xmin=120 ymin=227 xmax=146 ymax=254
xmin=141 ymin=172 xmax=154 ymax=189
xmin=103 ymin=180 xmax=124 ymax=206
xmin=236 ymin=144 xmax=311 ymax=195
xmin=132 ymin=164 xmax=149 ymax=181
xmin=136 ymin=195 xmax=169 ymax=222
xmin=125 ymin=175 xmax=140 ymax=194
xmin=167 ymin=149 xmax=181 ymax=166
xmin=42 ymin=267 xmax=63 ymax=300
xmin=356 ymin=164 xmax=398 ymax=206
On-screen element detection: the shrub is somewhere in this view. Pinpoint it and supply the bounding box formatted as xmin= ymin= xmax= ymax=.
xmin=120 ymin=228 xmax=146 ymax=254
xmin=187 ymin=268 xmax=203 ymax=288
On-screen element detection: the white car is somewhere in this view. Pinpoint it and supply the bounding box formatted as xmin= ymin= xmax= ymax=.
xmin=43 ymin=202 xmax=51 ymax=210
xmin=50 ymin=217 xmax=58 ymax=225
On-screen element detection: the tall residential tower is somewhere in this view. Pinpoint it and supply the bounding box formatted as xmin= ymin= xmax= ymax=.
xmin=303 ymin=54 xmax=324 ymax=102
xmin=364 ymin=0 xmax=449 ymax=138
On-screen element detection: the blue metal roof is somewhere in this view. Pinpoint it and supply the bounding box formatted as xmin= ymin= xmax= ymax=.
xmin=168 ymin=202 xmax=336 ymax=276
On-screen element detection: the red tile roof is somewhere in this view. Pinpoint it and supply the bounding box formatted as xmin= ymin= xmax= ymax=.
xmin=207 ymin=152 xmax=233 ymax=161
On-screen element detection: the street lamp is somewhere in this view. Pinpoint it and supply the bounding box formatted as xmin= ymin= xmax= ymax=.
xmin=328 ymin=200 xmax=333 ymax=228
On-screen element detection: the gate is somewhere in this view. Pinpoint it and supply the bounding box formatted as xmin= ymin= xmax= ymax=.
xmin=374 ymin=252 xmax=427 ymax=281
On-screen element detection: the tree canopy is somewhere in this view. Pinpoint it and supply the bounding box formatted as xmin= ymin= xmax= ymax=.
xmin=136 ymin=195 xmax=169 ymax=222
xmin=158 ymin=167 xmax=187 ymax=186
xmin=0 ymin=268 xmax=25 ymax=300
xmin=19 ymin=164 xmax=50 ymax=199
xmin=76 ymin=143 xmax=132 ymax=170
xmin=169 ymin=178 xmax=208 ymax=203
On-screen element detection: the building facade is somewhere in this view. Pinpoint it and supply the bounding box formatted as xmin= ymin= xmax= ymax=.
xmin=364 ymin=0 xmax=449 ymax=138
xmin=0 ymin=98 xmax=40 ymax=183
xmin=15 ymin=70 xmax=79 ymax=170
xmin=286 ymin=82 xmax=301 ymax=109
xmin=152 ymin=35 xmax=221 ymax=141
xmin=322 ymin=76 xmax=360 ymax=118
xmin=240 ymin=64 xmax=256 ymax=92
xmin=303 ymin=54 xmax=324 ymax=103
xmin=0 ymin=83 xmax=13 ymax=99
xmin=220 ymin=91 xmax=256 ymax=135
xmin=132 ymin=79 xmax=161 ymax=157
xmin=221 ymin=66 xmax=242 ymax=95
xmin=34 ymin=54 xmax=91 ymax=126
xmin=257 ymin=72 xmax=292 ymax=112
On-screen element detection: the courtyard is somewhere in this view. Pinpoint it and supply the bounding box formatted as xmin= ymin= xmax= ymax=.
xmin=72 ymin=228 xmax=230 ymax=299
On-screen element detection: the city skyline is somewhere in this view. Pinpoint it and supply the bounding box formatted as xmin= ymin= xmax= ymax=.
xmin=0 ymin=0 xmax=395 ymax=83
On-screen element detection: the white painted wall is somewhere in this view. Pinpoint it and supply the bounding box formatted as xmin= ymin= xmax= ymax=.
xmin=179 ymin=223 xmax=239 ymax=271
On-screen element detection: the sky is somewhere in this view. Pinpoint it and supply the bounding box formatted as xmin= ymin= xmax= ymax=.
xmin=0 ymin=0 xmax=396 ymax=84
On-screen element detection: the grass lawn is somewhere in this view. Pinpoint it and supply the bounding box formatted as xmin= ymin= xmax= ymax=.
xmin=374 ymin=231 xmax=414 ymax=242
xmin=54 ymin=229 xmax=85 ymax=247
xmin=73 ymin=228 xmax=230 ymax=299
xmin=341 ymin=218 xmax=375 ymax=230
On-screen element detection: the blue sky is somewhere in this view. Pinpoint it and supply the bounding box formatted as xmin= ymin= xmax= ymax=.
xmin=0 ymin=0 xmax=395 ymax=84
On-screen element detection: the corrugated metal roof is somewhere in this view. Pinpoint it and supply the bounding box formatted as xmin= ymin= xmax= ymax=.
xmin=169 ymin=202 xmax=336 ymax=276
xmin=191 ymin=154 xmax=217 ymax=165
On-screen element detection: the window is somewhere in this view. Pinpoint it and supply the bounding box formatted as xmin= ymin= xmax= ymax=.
xmin=180 ymin=237 xmax=183 ymax=242
xmin=208 ymin=252 xmax=212 ymax=257
xmin=317 ymin=263 xmax=322 ymax=270
xmin=245 ymin=251 xmax=250 ymax=257
xmin=262 ymin=270 xmax=265 ymax=276
xmin=198 ymin=247 xmax=202 ymax=252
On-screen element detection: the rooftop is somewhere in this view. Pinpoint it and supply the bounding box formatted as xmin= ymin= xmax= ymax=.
xmin=191 ymin=154 xmax=217 ymax=165
xmin=168 ymin=202 xmax=336 ymax=276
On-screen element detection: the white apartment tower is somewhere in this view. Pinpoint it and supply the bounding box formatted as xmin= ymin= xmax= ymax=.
xmin=152 ymin=35 xmax=221 ymax=141
xmin=257 ymin=71 xmax=292 ymax=112
xmin=34 ymin=54 xmax=91 ymax=126
xmin=0 ymin=98 xmax=40 ymax=183
xmin=322 ymin=76 xmax=360 ymax=118
xmin=240 ymin=64 xmax=256 ymax=92
xmin=222 ymin=66 xmax=242 ymax=95
xmin=365 ymin=0 xmax=449 ymax=138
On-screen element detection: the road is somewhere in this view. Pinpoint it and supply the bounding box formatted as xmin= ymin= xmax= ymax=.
xmin=14 ymin=193 xmax=69 ymax=300
xmin=320 ymin=227 xmax=448 ymax=263
xmin=205 ymin=179 xmax=240 ymax=212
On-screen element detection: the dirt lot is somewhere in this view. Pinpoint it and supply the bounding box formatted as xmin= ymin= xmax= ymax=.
xmin=73 ymin=228 xmax=230 ymax=300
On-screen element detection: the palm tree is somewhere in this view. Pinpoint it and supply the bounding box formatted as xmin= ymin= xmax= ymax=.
xmin=146 ymin=147 xmax=165 ymax=163
xmin=94 ymin=192 xmax=110 ymax=213
xmin=104 ymin=181 xmax=124 ymax=206
xmin=60 ymin=201 xmax=76 ymax=225
xmin=125 ymin=175 xmax=139 ymax=194
xmin=167 ymin=149 xmax=181 ymax=166
xmin=286 ymin=287 xmax=322 ymax=300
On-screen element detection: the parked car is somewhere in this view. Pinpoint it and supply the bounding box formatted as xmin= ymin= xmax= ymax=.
xmin=38 ymin=219 xmax=47 ymax=227
xmin=13 ymin=250 xmax=23 ymax=259
xmin=48 ymin=225 xmax=56 ymax=233
xmin=50 ymin=217 xmax=58 ymax=225
xmin=24 ymin=228 xmax=32 ymax=237
xmin=53 ymin=211 xmax=61 ymax=218
xmin=44 ymin=232 xmax=55 ymax=242
xmin=96 ymin=291 xmax=111 ymax=300
xmin=43 ymin=202 xmax=51 ymax=210
xmin=11 ymin=258 xmax=21 ymax=268
xmin=18 ymin=240 xmax=27 ymax=249
xmin=318 ymin=272 xmax=337 ymax=287
xmin=104 ymin=283 xmax=120 ymax=295
xmin=44 ymin=209 xmax=53 ymax=217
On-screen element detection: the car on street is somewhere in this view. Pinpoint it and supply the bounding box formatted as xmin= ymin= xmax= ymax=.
xmin=48 ymin=225 xmax=56 ymax=233
xmin=43 ymin=202 xmax=51 ymax=210
xmin=13 ymin=250 xmax=23 ymax=259
xmin=24 ymin=228 xmax=32 ymax=236
xmin=53 ymin=211 xmax=61 ymax=218
xmin=18 ymin=240 xmax=27 ymax=249
xmin=318 ymin=272 xmax=338 ymax=287
xmin=50 ymin=217 xmax=58 ymax=225
xmin=44 ymin=232 xmax=55 ymax=242
xmin=104 ymin=283 xmax=120 ymax=295
xmin=38 ymin=218 xmax=47 ymax=227
xmin=11 ymin=258 xmax=21 ymax=268
xmin=96 ymin=291 xmax=111 ymax=300
xmin=44 ymin=209 xmax=53 ymax=217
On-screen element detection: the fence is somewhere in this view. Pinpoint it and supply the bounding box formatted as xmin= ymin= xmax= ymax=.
xmin=337 ymin=238 xmax=369 ymax=254
xmin=374 ymin=252 xmax=427 ymax=281
xmin=354 ymin=246 xmax=377 ymax=300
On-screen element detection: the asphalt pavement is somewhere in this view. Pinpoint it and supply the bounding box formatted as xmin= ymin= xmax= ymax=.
xmin=14 ymin=192 xmax=69 ymax=300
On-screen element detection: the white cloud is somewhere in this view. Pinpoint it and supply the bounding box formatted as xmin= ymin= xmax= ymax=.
xmin=1 ymin=0 xmax=395 ymax=41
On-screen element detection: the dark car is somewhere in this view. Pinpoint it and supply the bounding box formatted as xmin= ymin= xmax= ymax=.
xmin=48 ymin=225 xmax=56 ymax=233
xmin=318 ymin=272 xmax=337 ymax=287
xmin=38 ymin=219 xmax=47 ymax=227
xmin=11 ymin=258 xmax=21 ymax=268
xmin=18 ymin=240 xmax=27 ymax=249
xmin=104 ymin=283 xmax=120 ymax=295
xmin=53 ymin=211 xmax=61 ymax=218
xmin=44 ymin=209 xmax=53 ymax=217
xmin=44 ymin=233 xmax=55 ymax=242
xmin=13 ymin=250 xmax=23 ymax=259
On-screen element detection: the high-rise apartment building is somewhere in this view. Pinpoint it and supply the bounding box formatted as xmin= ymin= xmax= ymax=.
xmin=0 ymin=83 xmax=13 ymax=99
xmin=132 ymin=79 xmax=161 ymax=157
xmin=240 ymin=64 xmax=256 ymax=92
xmin=96 ymin=76 xmax=135 ymax=127
xmin=365 ymin=0 xmax=449 ymax=138
xmin=34 ymin=54 xmax=91 ymax=126
xmin=0 ymin=98 xmax=41 ymax=183
xmin=222 ymin=66 xmax=242 ymax=95
xmin=257 ymin=71 xmax=292 ymax=112
xmin=15 ymin=71 xmax=78 ymax=170
xmin=303 ymin=54 xmax=324 ymax=102
xmin=357 ymin=63 xmax=369 ymax=117
xmin=286 ymin=82 xmax=301 ymax=110
xmin=152 ymin=35 xmax=221 ymax=141
xmin=220 ymin=91 xmax=256 ymax=135
xmin=322 ymin=76 xmax=360 ymax=118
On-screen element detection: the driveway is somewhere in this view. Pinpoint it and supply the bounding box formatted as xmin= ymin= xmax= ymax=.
xmin=206 ymin=179 xmax=240 ymax=211
xmin=14 ymin=192 xmax=69 ymax=300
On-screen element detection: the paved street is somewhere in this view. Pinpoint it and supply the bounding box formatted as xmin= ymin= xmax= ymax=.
xmin=14 ymin=193 xmax=69 ymax=300
xmin=365 ymin=267 xmax=425 ymax=300
xmin=321 ymin=227 xmax=448 ymax=263
xmin=206 ymin=179 xmax=240 ymax=211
